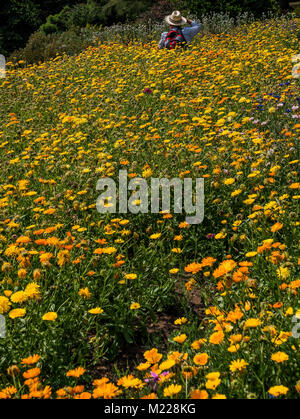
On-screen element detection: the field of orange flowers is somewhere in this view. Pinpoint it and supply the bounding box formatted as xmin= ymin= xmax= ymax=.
xmin=0 ymin=18 xmax=299 ymax=399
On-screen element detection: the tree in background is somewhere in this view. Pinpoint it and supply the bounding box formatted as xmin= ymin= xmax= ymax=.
xmin=0 ymin=0 xmax=81 ymax=54
xmin=101 ymin=0 xmax=153 ymax=25
xmin=0 ymin=0 xmax=41 ymax=55
xmin=0 ymin=0 xmax=292 ymax=55
xmin=40 ymin=1 xmax=107 ymax=34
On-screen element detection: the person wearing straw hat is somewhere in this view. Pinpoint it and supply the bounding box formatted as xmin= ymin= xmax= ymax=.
xmin=159 ymin=10 xmax=202 ymax=50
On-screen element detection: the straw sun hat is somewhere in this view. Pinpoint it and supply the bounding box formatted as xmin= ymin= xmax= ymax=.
xmin=165 ymin=10 xmax=187 ymax=27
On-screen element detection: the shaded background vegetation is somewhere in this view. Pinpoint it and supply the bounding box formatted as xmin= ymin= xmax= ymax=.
xmin=0 ymin=0 xmax=294 ymax=59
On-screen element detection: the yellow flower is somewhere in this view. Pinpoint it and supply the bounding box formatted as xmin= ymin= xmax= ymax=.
xmin=245 ymin=251 xmax=257 ymax=257
xmin=88 ymin=307 xmax=104 ymax=314
xmin=229 ymin=359 xmax=249 ymax=373
xmin=10 ymin=291 xmax=29 ymax=304
xmin=271 ymin=352 xmax=289 ymax=363
xmin=223 ymin=178 xmax=235 ymax=185
xmin=117 ymin=375 xmax=144 ymax=389
xmin=268 ymin=385 xmax=289 ymax=397
xmin=276 ymin=266 xmax=290 ymax=280
xmin=21 ymin=354 xmax=40 ymax=365
xmin=227 ymin=344 xmax=240 ymax=352
xmin=142 ymin=168 xmax=152 ymax=178
xmin=163 ymin=384 xmax=182 ymax=397
xmin=205 ymin=372 xmax=221 ymax=390
xmin=209 ymin=330 xmax=224 ymax=345
xmin=184 ymin=262 xmax=202 ymax=274
xmin=190 ymin=389 xmax=209 ymax=399
xmin=23 ymin=367 xmax=40 ymax=379
xmin=9 ymin=308 xmax=26 ymax=319
xmin=0 ymin=296 xmax=11 ymax=314
xmin=130 ymin=302 xmax=140 ymax=310
xmin=191 ymin=338 xmax=207 ymax=350
xmin=244 ymin=318 xmax=262 ymax=329
xmin=215 ymin=232 xmax=227 ymax=239
xmin=78 ymin=287 xmax=91 ymax=299
xmin=66 ymin=367 xmax=86 ymax=378
xmin=39 ymin=252 xmax=53 ymax=266
xmin=144 ymin=348 xmax=162 ymax=364
xmin=159 ymin=359 xmax=175 ymax=371
xmin=174 ymin=317 xmax=187 ymax=325
xmin=193 ymin=353 xmax=209 ymax=366
xmin=136 ymin=362 xmax=151 ymax=371
xmin=270 ymin=222 xmax=283 ymax=233
xmin=206 ymin=372 xmax=220 ymax=381
xmin=24 ymin=283 xmax=40 ymax=300
xmin=125 ymin=274 xmax=137 ymax=280
xmin=150 ymin=233 xmax=161 ymax=239
xmin=173 ymin=334 xmax=187 ymax=343
xmin=171 ymin=248 xmax=182 ymax=253
xmin=42 ymin=312 xmax=57 ymax=321
xmin=212 ymin=394 xmax=227 ymax=399
xmin=17 ymin=269 xmax=27 ymax=279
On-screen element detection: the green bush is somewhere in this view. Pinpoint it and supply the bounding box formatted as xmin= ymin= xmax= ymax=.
xmin=39 ymin=2 xmax=106 ymax=35
xmin=8 ymin=27 xmax=96 ymax=64
xmin=40 ymin=6 xmax=72 ymax=34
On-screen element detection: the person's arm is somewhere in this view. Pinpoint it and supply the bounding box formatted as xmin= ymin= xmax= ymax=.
xmin=185 ymin=19 xmax=202 ymax=38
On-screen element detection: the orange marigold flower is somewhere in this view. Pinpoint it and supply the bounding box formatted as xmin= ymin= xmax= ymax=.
xmin=173 ymin=334 xmax=187 ymax=343
xmin=268 ymin=385 xmax=289 ymax=397
xmin=92 ymin=382 xmax=121 ymax=399
xmin=271 ymin=352 xmax=289 ymax=363
xmin=213 ymin=259 xmax=237 ymax=278
xmin=209 ymin=330 xmax=224 ymax=345
xmin=42 ymin=312 xmax=57 ymax=321
xmin=201 ymin=257 xmax=216 ymax=267
xmin=270 ymin=222 xmax=283 ymax=233
xmin=117 ymin=375 xmax=144 ymax=389
xmin=163 ymin=384 xmax=182 ymax=397
xmin=190 ymin=389 xmax=209 ymax=399
xmin=244 ymin=318 xmax=262 ymax=329
xmin=66 ymin=367 xmax=86 ymax=378
xmin=193 ymin=353 xmax=209 ymax=366
xmin=21 ymin=354 xmax=40 ymax=365
xmin=141 ymin=393 xmax=157 ymax=399
xmin=74 ymin=392 xmax=92 ymax=399
xmin=144 ymin=348 xmax=163 ymax=364
xmin=229 ymin=359 xmax=249 ymax=373
xmin=184 ymin=262 xmax=202 ymax=274
xmin=23 ymin=368 xmax=41 ymax=379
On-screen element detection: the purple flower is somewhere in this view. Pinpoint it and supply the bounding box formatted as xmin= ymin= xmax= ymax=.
xmin=143 ymin=88 xmax=153 ymax=94
xmin=145 ymin=371 xmax=169 ymax=391
xmin=206 ymin=233 xmax=214 ymax=239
